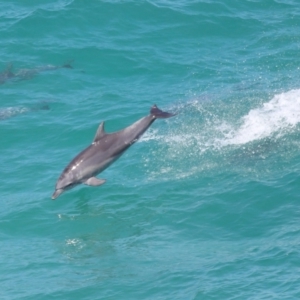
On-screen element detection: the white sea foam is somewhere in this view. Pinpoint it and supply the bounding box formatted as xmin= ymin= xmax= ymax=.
xmin=0 ymin=106 xmax=29 ymax=120
xmin=143 ymin=89 xmax=300 ymax=148
xmin=142 ymin=89 xmax=300 ymax=180
xmin=223 ymin=89 xmax=300 ymax=145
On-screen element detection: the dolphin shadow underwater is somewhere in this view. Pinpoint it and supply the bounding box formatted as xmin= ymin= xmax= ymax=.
xmin=52 ymin=105 xmax=176 ymax=199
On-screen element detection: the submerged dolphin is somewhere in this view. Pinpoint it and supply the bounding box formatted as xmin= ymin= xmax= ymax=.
xmin=14 ymin=61 xmax=73 ymax=80
xmin=52 ymin=105 xmax=175 ymax=199
xmin=0 ymin=61 xmax=73 ymax=84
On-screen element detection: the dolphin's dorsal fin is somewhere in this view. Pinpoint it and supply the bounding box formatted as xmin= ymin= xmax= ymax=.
xmin=93 ymin=121 xmax=106 ymax=143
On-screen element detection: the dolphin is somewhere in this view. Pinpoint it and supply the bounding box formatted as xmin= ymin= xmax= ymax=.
xmin=15 ymin=60 xmax=73 ymax=80
xmin=52 ymin=105 xmax=176 ymax=199
xmin=0 ymin=61 xmax=73 ymax=84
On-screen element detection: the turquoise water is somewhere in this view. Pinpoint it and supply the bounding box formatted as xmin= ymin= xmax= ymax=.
xmin=2 ymin=0 xmax=300 ymax=299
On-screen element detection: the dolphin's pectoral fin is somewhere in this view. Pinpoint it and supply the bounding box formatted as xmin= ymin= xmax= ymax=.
xmin=84 ymin=177 xmax=106 ymax=186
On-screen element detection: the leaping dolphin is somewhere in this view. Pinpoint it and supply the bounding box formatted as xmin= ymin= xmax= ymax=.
xmin=52 ymin=105 xmax=176 ymax=199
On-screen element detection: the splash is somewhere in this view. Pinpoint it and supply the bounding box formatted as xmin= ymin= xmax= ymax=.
xmin=0 ymin=106 xmax=30 ymax=120
xmin=143 ymin=89 xmax=300 ymax=148
xmin=223 ymin=89 xmax=300 ymax=145
xmin=141 ymin=89 xmax=300 ymax=180
xmin=0 ymin=102 xmax=50 ymax=120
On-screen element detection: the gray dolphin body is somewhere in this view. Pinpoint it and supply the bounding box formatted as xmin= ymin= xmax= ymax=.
xmin=52 ymin=105 xmax=175 ymax=199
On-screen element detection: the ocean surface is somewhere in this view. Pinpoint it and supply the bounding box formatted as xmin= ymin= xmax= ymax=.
xmin=1 ymin=0 xmax=300 ymax=299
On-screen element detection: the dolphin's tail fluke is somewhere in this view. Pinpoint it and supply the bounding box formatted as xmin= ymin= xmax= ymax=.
xmin=150 ymin=104 xmax=176 ymax=119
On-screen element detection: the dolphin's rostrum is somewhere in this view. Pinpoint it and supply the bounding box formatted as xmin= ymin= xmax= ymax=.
xmin=52 ymin=105 xmax=175 ymax=199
